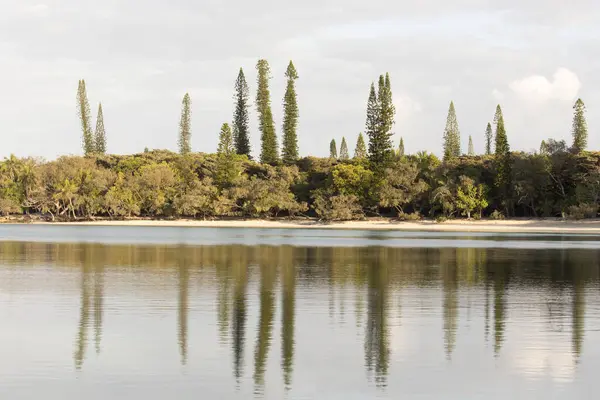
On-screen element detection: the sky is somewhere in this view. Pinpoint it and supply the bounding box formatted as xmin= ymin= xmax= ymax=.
xmin=0 ymin=0 xmax=599 ymax=159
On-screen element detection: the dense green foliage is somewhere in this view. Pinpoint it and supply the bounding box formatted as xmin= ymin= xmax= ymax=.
xmin=256 ymin=60 xmax=278 ymax=164
xmin=282 ymin=61 xmax=299 ymax=164
xmin=232 ymin=68 xmax=251 ymax=157
xmin=443 ymin=101 xmax=460 ymax=160
xmin=94 ymin=103 xmax=107 ymax=155
xmin=178 ymin=93 xmax=192 ymax=155
xmin=77 ymin=80 xmax=94 ymax=155
xmin=2 ymin=147 xmax=598 ymax=221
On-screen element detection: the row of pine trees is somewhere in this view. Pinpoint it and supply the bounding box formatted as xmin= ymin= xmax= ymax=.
xmin=76 ymin=61 xmax=590 ymax=167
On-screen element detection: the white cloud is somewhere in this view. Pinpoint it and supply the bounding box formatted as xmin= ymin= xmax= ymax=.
xmin=509 ymin=68 xmax=581 ymax=103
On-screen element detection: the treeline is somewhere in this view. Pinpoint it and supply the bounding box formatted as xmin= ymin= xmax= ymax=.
xmin=0 ymin=147 xmax=599 ymax=221
xmin=0 ymin=59 xmax=595 ymax=221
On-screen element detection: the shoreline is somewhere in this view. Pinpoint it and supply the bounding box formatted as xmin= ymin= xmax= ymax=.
xmin=3 ymin=217 xmax=600 ymax=234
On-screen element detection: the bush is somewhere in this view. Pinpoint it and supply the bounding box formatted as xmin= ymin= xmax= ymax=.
xmin=490 ymin=210 xmax=505 ymax=220
xmin=566 ymin=203 xmax=598 ymax=220
xmin=398 ymin=211 xmax=421 ymax=221
xmin=312 ymin=192 xmax=363 ymax=221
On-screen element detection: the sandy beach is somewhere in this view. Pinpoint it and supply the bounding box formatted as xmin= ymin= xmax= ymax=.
xmin=9 ymin=218 xmax=600 ymax=234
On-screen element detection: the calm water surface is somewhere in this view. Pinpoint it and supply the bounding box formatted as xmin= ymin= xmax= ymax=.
xmin=1 ymin=225 xmax=600 ymax=399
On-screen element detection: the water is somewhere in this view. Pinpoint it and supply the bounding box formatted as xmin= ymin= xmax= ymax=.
xmin=1 ymin=225 xmax=599 ymax=399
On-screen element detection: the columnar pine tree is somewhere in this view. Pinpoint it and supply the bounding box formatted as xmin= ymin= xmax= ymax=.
xmin=366 ymin=74 xmax=395 ymax=166
xmin=494 ymin=105 xmax=511 ymax=211
xmin=379 ymin=73 xmax=396 ymax=142
xmin=77 ymin=79 xmax=94 ymax=155
xmin=397 ymin=137 xmax=405 ymax=158
xmin=571 ymin=98 xmax=588 ymax=153
xmin=354 ymin=133 xmax=367 ymax=159
xmin=94 ymin=103 xmax=106 ymax=154
xmin=468 ymin=135 xmax=474 ymax=156
xmin=442 ymin=101 xmax=460 ymax=160
xmin=329 ymin=139 xmax=338 ymax=159
xmin=233 ymin=68 xmax=251 ymax=157
xmin=216 ymin=123 xmax=238 ymax=186
xmin=282 ymin=61 xmax=299 ymax=164
xmin=178 ymin=93 xmax=192 ymax=155
xmin=256 ymin=59 xmax=278 ymax=164
xmin=485 ymin=122 xmax=493 ymax=155
xmin=218 ymin=123 xmax=235 ymax=156
xmin=339 ymin=137 xmax=349 ymax=160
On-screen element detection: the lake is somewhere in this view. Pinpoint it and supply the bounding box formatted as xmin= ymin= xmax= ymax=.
xmin=0 ymin=225 xmax=599 ymax=399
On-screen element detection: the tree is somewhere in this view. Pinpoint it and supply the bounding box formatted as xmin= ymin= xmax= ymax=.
xmin=178 ymin=93 xmax=192 ymax=155
xmin=216 ymin=123 xmax=240 ymax=187
xmin=330 ymin=139 xmax=338 ymax=159
xmin=354 ymin=133 xmax=367 ymax=159
xmin=282 ymin=61 xmax=299 ymax=164
xmin=339 ymin=137 xmax=349 ymax=160
xmin=94 ymin=103 xmax=106 ymax=155
xmin=233 ymin=68 xmax=251 ymax=157
xmin=218 ymin=123 xmax=235 ymax=156
xmin=366 ymin=74 xmax=396 ymax=167
xmin=540 ymin=140 xmax=547 ymax=155
xmin=378 ymin=161 xmax=428 ymax=215
xmin=455 ymin=176 xmax=488 ymax=219
xmin=494 ymin=105 xmax=512 ymax=210
xmin=571 ymin=98 xmax=588 ymax=153
xmin=541 ymin=138 xmax=567 ymax=155
xmin=397 ymin=137 xmax=405 ymax=158
xmin=468 ymin=135 xmax=474 ymax=156
xmin=485 ymin=122 xmax=493 ymax=155
xmin=256 ymin=59 xmax=278 ymax=164
xmin=77 ymin=79 xmax=94 ymax=155
xmin=443 ymin=101 xmax=460 ymax=160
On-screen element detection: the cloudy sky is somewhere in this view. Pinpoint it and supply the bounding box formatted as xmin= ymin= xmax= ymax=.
xmin=0 ymin=0 xmax=598 ymax=159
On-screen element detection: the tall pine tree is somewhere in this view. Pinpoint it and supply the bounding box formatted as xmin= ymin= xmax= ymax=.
xmin=77 ymin=79 xmax=94 ymax=155
xmin=468 ymin=135 xmax=474 ymax=156
xmin=443 ymin=101 xmax=460 ymax=160
xmin=256 ymin=59 xmax=278 ymax=164
xmin=485 ymin=122 xmax=493 ymax=155
xmin=366 ymin=74 xmax=395 ymax=166
xmin=571 ymin=98 xmax=588 ymax=153
xmin=494 ymin=105 xmax=511 ymax=212
xmin=339 ymin=137 xmax=349 ymax=160
xmin=282 ymin=61 xmax=299 ymax=164
xmin=178 ymin=93 xmax=192 ymax=155
xmin=233 ymin=68 xmax=251 ymax=157
xmin=329 ymin=139 xmax=337 ymax=159
xmin=94 ymin=103 xmax=106 ymax=154
xmin=354 ymin=133 xmax=367 ymax=159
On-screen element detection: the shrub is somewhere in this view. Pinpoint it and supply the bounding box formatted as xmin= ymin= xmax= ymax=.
xmin=490 ymin=210 xmax=505 ymax=220
xmin=566 ymin=203 xmax=598 ymax=220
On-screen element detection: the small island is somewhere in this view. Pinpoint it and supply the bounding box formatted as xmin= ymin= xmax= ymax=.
xmin=0 ymin=60 xmax=597 ymax=230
